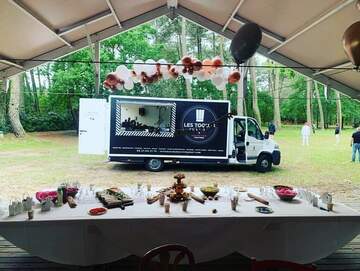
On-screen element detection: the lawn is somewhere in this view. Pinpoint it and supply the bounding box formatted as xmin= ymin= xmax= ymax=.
xmin=0 ymin=126 xmax=359 ymax=202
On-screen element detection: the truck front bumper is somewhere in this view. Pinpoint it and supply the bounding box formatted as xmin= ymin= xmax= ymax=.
xmin=272 ymin=150 xmax=281 ymax=165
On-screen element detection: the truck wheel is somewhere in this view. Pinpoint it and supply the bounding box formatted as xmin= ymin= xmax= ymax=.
xmin=145 ymin=158 xmax=164 ymax=172
xmin=256 ymin=154 xmax=272 ymax=173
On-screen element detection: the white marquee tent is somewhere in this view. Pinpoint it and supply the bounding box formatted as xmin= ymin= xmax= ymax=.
xmin=0 ymin=0 xmax=359 ymax=99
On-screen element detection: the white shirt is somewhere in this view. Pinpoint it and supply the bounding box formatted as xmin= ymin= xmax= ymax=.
xmin=301 ymin=125 xmax=311 ymax=136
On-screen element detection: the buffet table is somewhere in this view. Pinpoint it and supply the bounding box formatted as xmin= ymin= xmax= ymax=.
xmin=0 ymin=187 xmax=359 ymax=266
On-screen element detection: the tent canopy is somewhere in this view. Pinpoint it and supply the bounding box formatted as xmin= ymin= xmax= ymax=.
xmin=0 ymin=0 xmax=359 ymax=99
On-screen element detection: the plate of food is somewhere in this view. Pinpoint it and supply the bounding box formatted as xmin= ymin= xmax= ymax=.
xmin=88 ymin=207 xmax=107 ymax=216
xmin=274 ymin=185 xmax=297 ymax=201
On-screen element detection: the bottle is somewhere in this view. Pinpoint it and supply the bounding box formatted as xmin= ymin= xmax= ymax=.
xmin=8 ymin=201 xmax=15 ymax=217
xmin=57 ymin=187 xmax=63 ymax=207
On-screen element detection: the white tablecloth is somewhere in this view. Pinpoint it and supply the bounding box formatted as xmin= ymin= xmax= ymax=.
xmin=0 ymin=187 xmax=359 ymax=266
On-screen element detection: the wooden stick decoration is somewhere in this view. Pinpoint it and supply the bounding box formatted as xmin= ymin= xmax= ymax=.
xmin=190 ymin=193 xmax=205 ymax=204
xmin=67 ymin=196 xmax=77 ymax=208
xmin=247 ymin=193 xmax=269 ymax=205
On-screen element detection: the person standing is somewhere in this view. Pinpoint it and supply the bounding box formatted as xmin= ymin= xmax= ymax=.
xmin=351 ymin=127 xmax=360 ymax=162
xmin=335 ymin=123 xmax=341 ymax=145
xmin=301 ymin=122 xmax=311 ymax=146
xmin=268 ymin=121 xmax=276 ymax=138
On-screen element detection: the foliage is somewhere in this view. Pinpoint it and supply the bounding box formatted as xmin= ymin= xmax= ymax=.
xmin=20 ymin=112 xmax=74 ymax=132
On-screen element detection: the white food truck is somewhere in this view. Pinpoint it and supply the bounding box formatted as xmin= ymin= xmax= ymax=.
xmin=78 ymin=96 xmax=280 ymax=172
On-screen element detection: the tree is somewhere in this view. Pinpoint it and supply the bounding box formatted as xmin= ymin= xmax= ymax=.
xmin=306 ymin=79 xmax=313 ymax=125
xmin=314 ymin=82 xmax=324 ymax=129
xmin=335 ymin=90 xmax=342 ymax=129
xmin=0 ymin=80 xmax=8 ymax=132
xmin=8 ymin=75 xmax=26 ymax=137
xmin=181 ymin=17 xmax=192 ymax=99
xmin=249 ymin=57 xmax=261 ymax=125
xmin=237 ymin=76 xmax=245 ymax=116
xmin=29 ymin=69 xmax=40 ymax=112
xmin=272 ymin=66 xmax=282 ymax=128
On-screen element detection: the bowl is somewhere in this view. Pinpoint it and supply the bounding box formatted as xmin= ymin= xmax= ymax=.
xmin=35 ymin=191 xmax=58 ymax=203
xmin=200 ymin=186 xmax=219 ymax=198
xmin=274 ymin=185 xmax=297 ymax=201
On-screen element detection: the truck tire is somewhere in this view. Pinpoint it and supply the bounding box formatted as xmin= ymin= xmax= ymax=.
xmin=145 ymin=158 xmax=164 ymax=172
xmin=256 ymin=154 xmax=272 ymax=173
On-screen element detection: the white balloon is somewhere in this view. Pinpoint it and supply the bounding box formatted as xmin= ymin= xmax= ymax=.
xmin=212 ymin=75 xmax=223 ymax=86
xmin=175 ymin=60 xmax=184 ymax=75
xmin=203 ymin=72 xmax=212 ymax=81
xmin=215 ymin=67 xmax=224 ymax=76
xmin=218 ymin=81 xmax=227 ymax=90
xmin=162 ymin=72 xmax=170 ymax=80
xmin=124 ymin=79 xmax=134 ymax=90
xmin=133 ymin=59 xmax=143 ymax=75
xmin=116 ymin=65 xmax=131 ymax=79
xmin=195 ymin=71 xmax=205 ymax=82
xmin=158 ymin=59 xmax=168 ymax=73
xmin=145 ymin=59 xmax=157 ymax=76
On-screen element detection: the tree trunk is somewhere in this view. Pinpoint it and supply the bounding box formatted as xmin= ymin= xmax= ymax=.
xmin=19 ymin=74 xmax=26 ymax=113
xmin=36 ymin=67 xmax=43 ymax=95
xmin=273 ymin=67 xmax=281 ymax=128
xmin=181 ymin=17 xmax=192 ymax=99
xmin=46 ymin=63 xmax=51 ymax=91
xmin=8 ymin=75 xmax=26 ymax=137
xmin=335 ymin=90 xmax=342 ymax=129
xmin=23 ymin=72 xmax=33 ymax=109
xmin=314 ymin=82 xmax=324 ymax=129
xmin=250 ymin=57 xmax=261 ymax=125
xmin=306 ymin=79 xmax=313 ymax=125
xmin=237 ymin=78 xmax=244 ymax=116
xmin=0 ymin=80 xmax=7 ymax=131
xmin=29 ymin=69 xmax=40 ymax=112
xmin=212 ymin=33 xmax=216 ymax=56
xmin=219 ymin=36 xmax=227 ymax=99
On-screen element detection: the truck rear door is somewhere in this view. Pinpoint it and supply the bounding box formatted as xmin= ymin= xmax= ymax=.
xmin=78 ymin=98 xmax=107 ymax=155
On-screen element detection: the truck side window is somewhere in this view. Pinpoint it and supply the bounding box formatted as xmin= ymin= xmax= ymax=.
xmin=234 ymin=119 xmax=246 ymax=143
xmin=247 ymin=119 xmax=264 ymax=140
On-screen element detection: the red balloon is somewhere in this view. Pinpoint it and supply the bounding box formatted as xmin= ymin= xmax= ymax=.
xmin=228 ymin=71 xmax=241 ymax=84
xmin=104 ymin=72 xmax=120 ymax=88
xmin=212 ymin=57 xmax=223 ymax=68
xmin=343 ymin=21 xmax=360 ymax=67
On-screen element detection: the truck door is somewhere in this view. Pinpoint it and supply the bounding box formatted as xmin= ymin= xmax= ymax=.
xmin=233 ymin=118 xmax=247 ymax=162
xmin=78 ymin=98 xmax=107 ymax=155
xmin=245 ymin=118 xmax=264 ymax=163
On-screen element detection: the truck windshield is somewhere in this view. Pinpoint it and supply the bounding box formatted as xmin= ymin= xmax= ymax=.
xmin=247 ymin=119 xmax=264 ymax=140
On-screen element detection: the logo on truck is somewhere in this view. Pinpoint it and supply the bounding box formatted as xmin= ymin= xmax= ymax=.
xmin=181 ymin=106 xmax=218 ymax=144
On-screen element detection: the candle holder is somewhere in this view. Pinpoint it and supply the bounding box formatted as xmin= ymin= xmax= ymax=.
xmin=164 ymin=203 xmax=170 ymax=213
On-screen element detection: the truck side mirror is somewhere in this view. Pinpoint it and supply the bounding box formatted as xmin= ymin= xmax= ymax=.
xmin=264 ymin=131 xmax=270 ymax=140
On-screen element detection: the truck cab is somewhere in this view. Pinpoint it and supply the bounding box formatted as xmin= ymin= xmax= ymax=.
xmin=228 ymin=116 xmax=281 ymax=172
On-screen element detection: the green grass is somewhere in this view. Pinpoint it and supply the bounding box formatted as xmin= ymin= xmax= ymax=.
xmin=0 ymin=127 xmax=359 ymax=201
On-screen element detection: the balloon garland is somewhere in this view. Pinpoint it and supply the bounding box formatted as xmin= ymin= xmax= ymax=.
xmin=103 ymin=56 xmax=241 ymax=91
